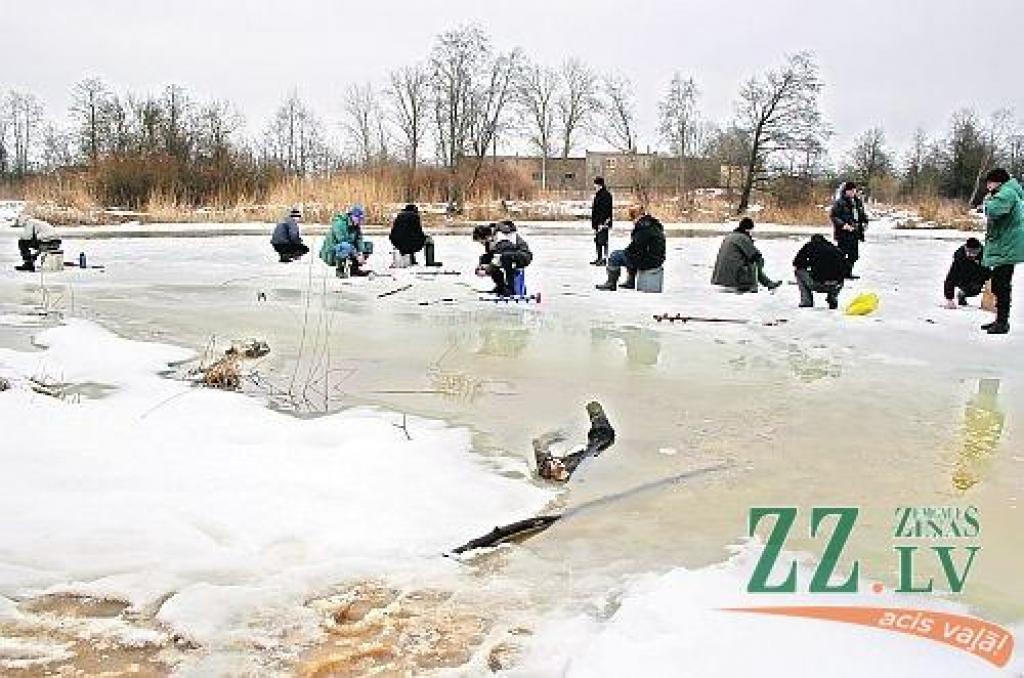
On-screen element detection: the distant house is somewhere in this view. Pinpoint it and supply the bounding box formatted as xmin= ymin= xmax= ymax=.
xmin=475 ymin=155 xmax=588 ymax=192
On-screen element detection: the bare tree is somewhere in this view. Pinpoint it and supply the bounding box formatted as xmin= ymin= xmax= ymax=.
xmin=40 ymin=123 xmax=74 ymax=171
xmin=343 ymin=83 xmax=385 ymax=166
xmin=196 ymin=100 xmax=242 ymax=162
xmin=515 ymin=60 xmax=561 ymax=190
xmin=733 ymin=52 xmax=828 ymax=213
xmin=71 ymin=77 xmax=111 ymax=165
xmin=5 ymin=91 xmax=44 ymax=175
xmin=969 ymin=108 xmax=1015 ymax=205
xmin=844 ymin=127 xmax=894 ymax=193
xmin=598 ymin=75 xmax=637 ymax=153
xmin=658 ymin=73 xmax=700 ymax=196
xmin=556 ymin=59 xmax=599 ymax=160
xmin=266 ymin=91 xmax=328 ymax=175
xmin=430 ymin=26 xmax=488 ymax=171
xmin=388 ymin=64 xmax=431 ymax=173
xmin=465 ymin=48 xmax=523 ymax=195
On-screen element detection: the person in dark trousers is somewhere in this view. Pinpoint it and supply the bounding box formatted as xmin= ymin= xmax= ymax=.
xmin=270 ymin=207 xmax=309 ymax=262
xmin=590 ymin=177 xmax=613 ymax=265
xmin=474 ymin=221 xmax=532 ymax=296
xmin=389 ymin=204 xmax=427 ymax=264
xmin=830 ymin=181 xmax=868 ymax=279
xmin=711 ymin=218 xmax=782 ymax=292
xmin=980 ymin=168 xmax=1024 ymax=334
xmin=15 ymin=215 xmax=62 ymax=272
xmin=943 ymin=238 xmax=990 ymax=309
xmin=596 ymin=206 xmax=666 ymax=291
xmin=793 ymin=234 xmax=847 ymax=309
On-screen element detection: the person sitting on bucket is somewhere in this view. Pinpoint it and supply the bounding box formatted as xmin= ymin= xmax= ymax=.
xmin=793 ymin=234 xmax=847 ymax=309
xmin=389 ymin=204 xmax=426 ymax=264
xmin=14 ymin=214 xmax=61 ymax=272
xmin=473 ymin=220 xmax=532 ymax=296
xmin=270 ymin=206 xmax=310 ymax=263
xmin=596 ymin=205 xmax=665 ymax=291
xmin=320 ymin=204 xmax=373 ymax=276
xmin=943 ymin=237 xmax=990 ymax=309
xmin=711 ymin=217 xmax=782 ymax=292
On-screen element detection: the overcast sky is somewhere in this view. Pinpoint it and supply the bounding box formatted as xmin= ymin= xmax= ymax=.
xmin=5 ymin=0 xmax=1021 ymax=164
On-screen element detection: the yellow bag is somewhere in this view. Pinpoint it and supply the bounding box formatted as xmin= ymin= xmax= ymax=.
xmin=845 ymin=292 xmax=879 ymax=316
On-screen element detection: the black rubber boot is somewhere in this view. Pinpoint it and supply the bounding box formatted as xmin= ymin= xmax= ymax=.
xmin=620 ymin=270 xmax=637 ymax=290
xmin=596 ymin=267 xmax=620 ymax=291
xmin=987 ymin=321 xmax=1010 ymax=335
xmin=15 ymin=262 xmax=35 ymax=272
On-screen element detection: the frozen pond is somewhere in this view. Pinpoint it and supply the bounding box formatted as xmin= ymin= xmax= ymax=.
xmin=1 ymin=224 xmax=1022 ymax=674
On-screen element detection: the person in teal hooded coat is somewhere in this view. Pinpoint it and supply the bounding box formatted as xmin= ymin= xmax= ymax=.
xmin=320 ymin=204 xmax=374 ymax=275
xmin=980 ymin=168 xmax=1024 ymax=334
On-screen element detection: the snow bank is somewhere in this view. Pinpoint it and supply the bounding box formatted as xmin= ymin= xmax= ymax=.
xmin=511 ymin=544 xmax=1022 ymax=677
xmin=0 ymin=320 xmax=553 ymax=650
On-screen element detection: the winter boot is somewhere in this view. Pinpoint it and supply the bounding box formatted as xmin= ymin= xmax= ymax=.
xmin=981 ymin=320 xmax=998 ymax=331
xmin=766 ymin=279 xmax=783 ymax=291
xmin=596 ymin=267 xmax=621 ymax=291
xmin=15 ymin=261 xmax=35 ymax=272
xmin=620 ymin=270 xmax=637 ymax=290
xmin=827 ymin=295 xmax=839 ymax=310
xmin=957 ymin=291 xmax=968 ymax=306
xmin=987 ymin=321 xmax=1010 ymax=335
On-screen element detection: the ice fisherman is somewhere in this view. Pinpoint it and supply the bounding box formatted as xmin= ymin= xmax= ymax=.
xmin=711 ymin=218 xmax=782 ymax=293
xmin=14 ymin=214 xmax=61 ymax=272
xmin=389 ymin=204 xmax=426 ymax=264
xmin=473 ymin=221 xmax=532 ymax=296
xmin=595 ymin=205 xmax=666 ymax=291
xmin=320 ymin=204 xmax=373 ymax=276
xmin=270 ymin=207 xmax=310 ymax=263
xmin=829 ymin=181 xmax=869 ymax=279
xmin=979 ymin=168 xmax=1024 ymax=335
xmin=591 ymin=176 xmax=613 ymax=265
xmin=792 ymin=234 xmax=847 ymax=309
xmin=943 ymin=237 xmax=990 ymax=309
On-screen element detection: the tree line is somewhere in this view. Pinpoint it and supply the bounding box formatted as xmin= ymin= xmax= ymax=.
xmin=1 ymin=24 xmax=1021 ymax=212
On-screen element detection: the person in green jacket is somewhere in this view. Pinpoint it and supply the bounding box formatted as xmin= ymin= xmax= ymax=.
xmin=980 ymin=168 xmax=1024 ymax=335
xmin=320 ymin=204 xmax=374 ymax=276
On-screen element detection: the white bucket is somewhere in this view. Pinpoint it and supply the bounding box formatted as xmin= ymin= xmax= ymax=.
xmin=40 ymin=250 xmax=64 ymax=272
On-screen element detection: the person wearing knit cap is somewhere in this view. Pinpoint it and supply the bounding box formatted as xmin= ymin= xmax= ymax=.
xmin=711 ymin=217 xmax=782 ymax=293
xmin=270 ymin=207 xmax=310 ymax=263
xmin=320 ymin=204 xmax=374 ymax=276
xmin=829 ymin=181 xmax=869 ymax=279
xmin=979 ymin=168 xmax=1024 ymax=334
xmin=389 ymin=204 xmax=427 ymax=264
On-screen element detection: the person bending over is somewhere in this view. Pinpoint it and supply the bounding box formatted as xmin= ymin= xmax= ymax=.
xmin=473 ymin=221 xmax=532 ymax=296
xmin=793 ymin=234 xmax=847 ymax=309
xmin=596 ymin=205 xmax=665 ymax=291
xmin=389 ymin=204 xmax=426 ymax=264
xmin=270 ymin=207 xmax=309 ymax=262
xmin=14 ymin=214 xmax=61 ymax=272
xmin=943 ymin=237 xmax=990 ymax=309
xmin=711 ymin=217 xmax=781 ymax=292
xmin=321 ymin=204 xmax=373 ymax=276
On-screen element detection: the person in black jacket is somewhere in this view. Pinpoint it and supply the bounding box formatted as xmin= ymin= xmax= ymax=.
xmin=829 ymin=181 xmax=869 ymax=279
xmin=943 ymin=237 xmax=990 ymax=308
xmin=591 ymin=177 xmax=613 ymax=265
xmin=793 ymin=234 xmax=846 ymax=309
xmin=389 ymin=204 xmax=427 ymax=263
xmin=596 ymin=206 xmax=666 ymax=291
xmin=474 ymin=221 xmax=533 ymax=296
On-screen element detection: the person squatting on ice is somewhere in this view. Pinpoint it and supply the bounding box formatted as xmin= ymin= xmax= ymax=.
xmin=596 ymin=205 xmax=666 ymax=291
xmin=14 ymin=215 xmax=61 ymax=272
xmin=321 ymin=204 xmax=373 ymax=276
xmin=389 ymin=204 xmax=426 ymax=264
xmin=473 ymin=221 xmax=532 ymax=296
xmin=943 ymin=237 xmax=990 ymax=309
xmin=590 ymin=176 xmax=613 ymax=265
xmin=793 ymin=234 xmax=847 ymax=309
xmin=980 ymin=168 xmax=1024 ymax=335
xmin=830 ymin=181 xmax=869 ymax=279
xmin=711 ymin=217 xmax=782 ymax=293
xmin=270 ymin=207 xmax=310 ymax=263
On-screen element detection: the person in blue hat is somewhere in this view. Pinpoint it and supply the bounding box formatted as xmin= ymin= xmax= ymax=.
xmin=320 ymin=204 xmax=374 ymax=276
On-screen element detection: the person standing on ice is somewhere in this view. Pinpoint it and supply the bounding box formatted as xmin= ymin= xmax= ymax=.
xmin=829 ymin=181 xmax=868 ymax=279
xmin=942 ymin=237 xmax=990 ymax=309
xmin=711 ymin=218 xmax=782 ymax=293
xmin=270 ymin=207 xmax=310 ymax=263
xmin=14 ymin=214 xmax=61 ymax=272
xmin=596 ymin=205 xmax=665 ymax=291
xmin=320 ymin=204 xmax=373 ymax=276
xmin=473 ymin=221 xmax=532 ymax=296
xmin=590 ymin=177 xmax=613 ymax=265
xmin=979 ymin=168 xmax=1024 ymax=334
xmin=389 ymin=204 xmax=427 ymax=264
xmin=792 ymin=234 xmax=846 ymax=309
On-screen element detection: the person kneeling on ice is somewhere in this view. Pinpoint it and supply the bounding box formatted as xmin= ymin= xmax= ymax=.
xmin=980 ymin=168 xmax=1024 ymax=335
xmin=711 ymin=217 xmax=781 ymax=293
xmin=793 ymin=234 xmax=846 ymax=309
xmin=473 ymin=221 xmax=532 ymax=296
xmin=596 ymin=205 xmax=665 ymax=291
xmin=389 ymin=203 xmax=426 ymax=264
xmin=14 ymin=214 xmax=61 ymax=272
xmin=321 ymin=204 xmax=374 ymax=276
xmin=943 ymin=237 xmax=990 ymax=309
xmin=270 ymin=207 xmax=309 ymax=262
